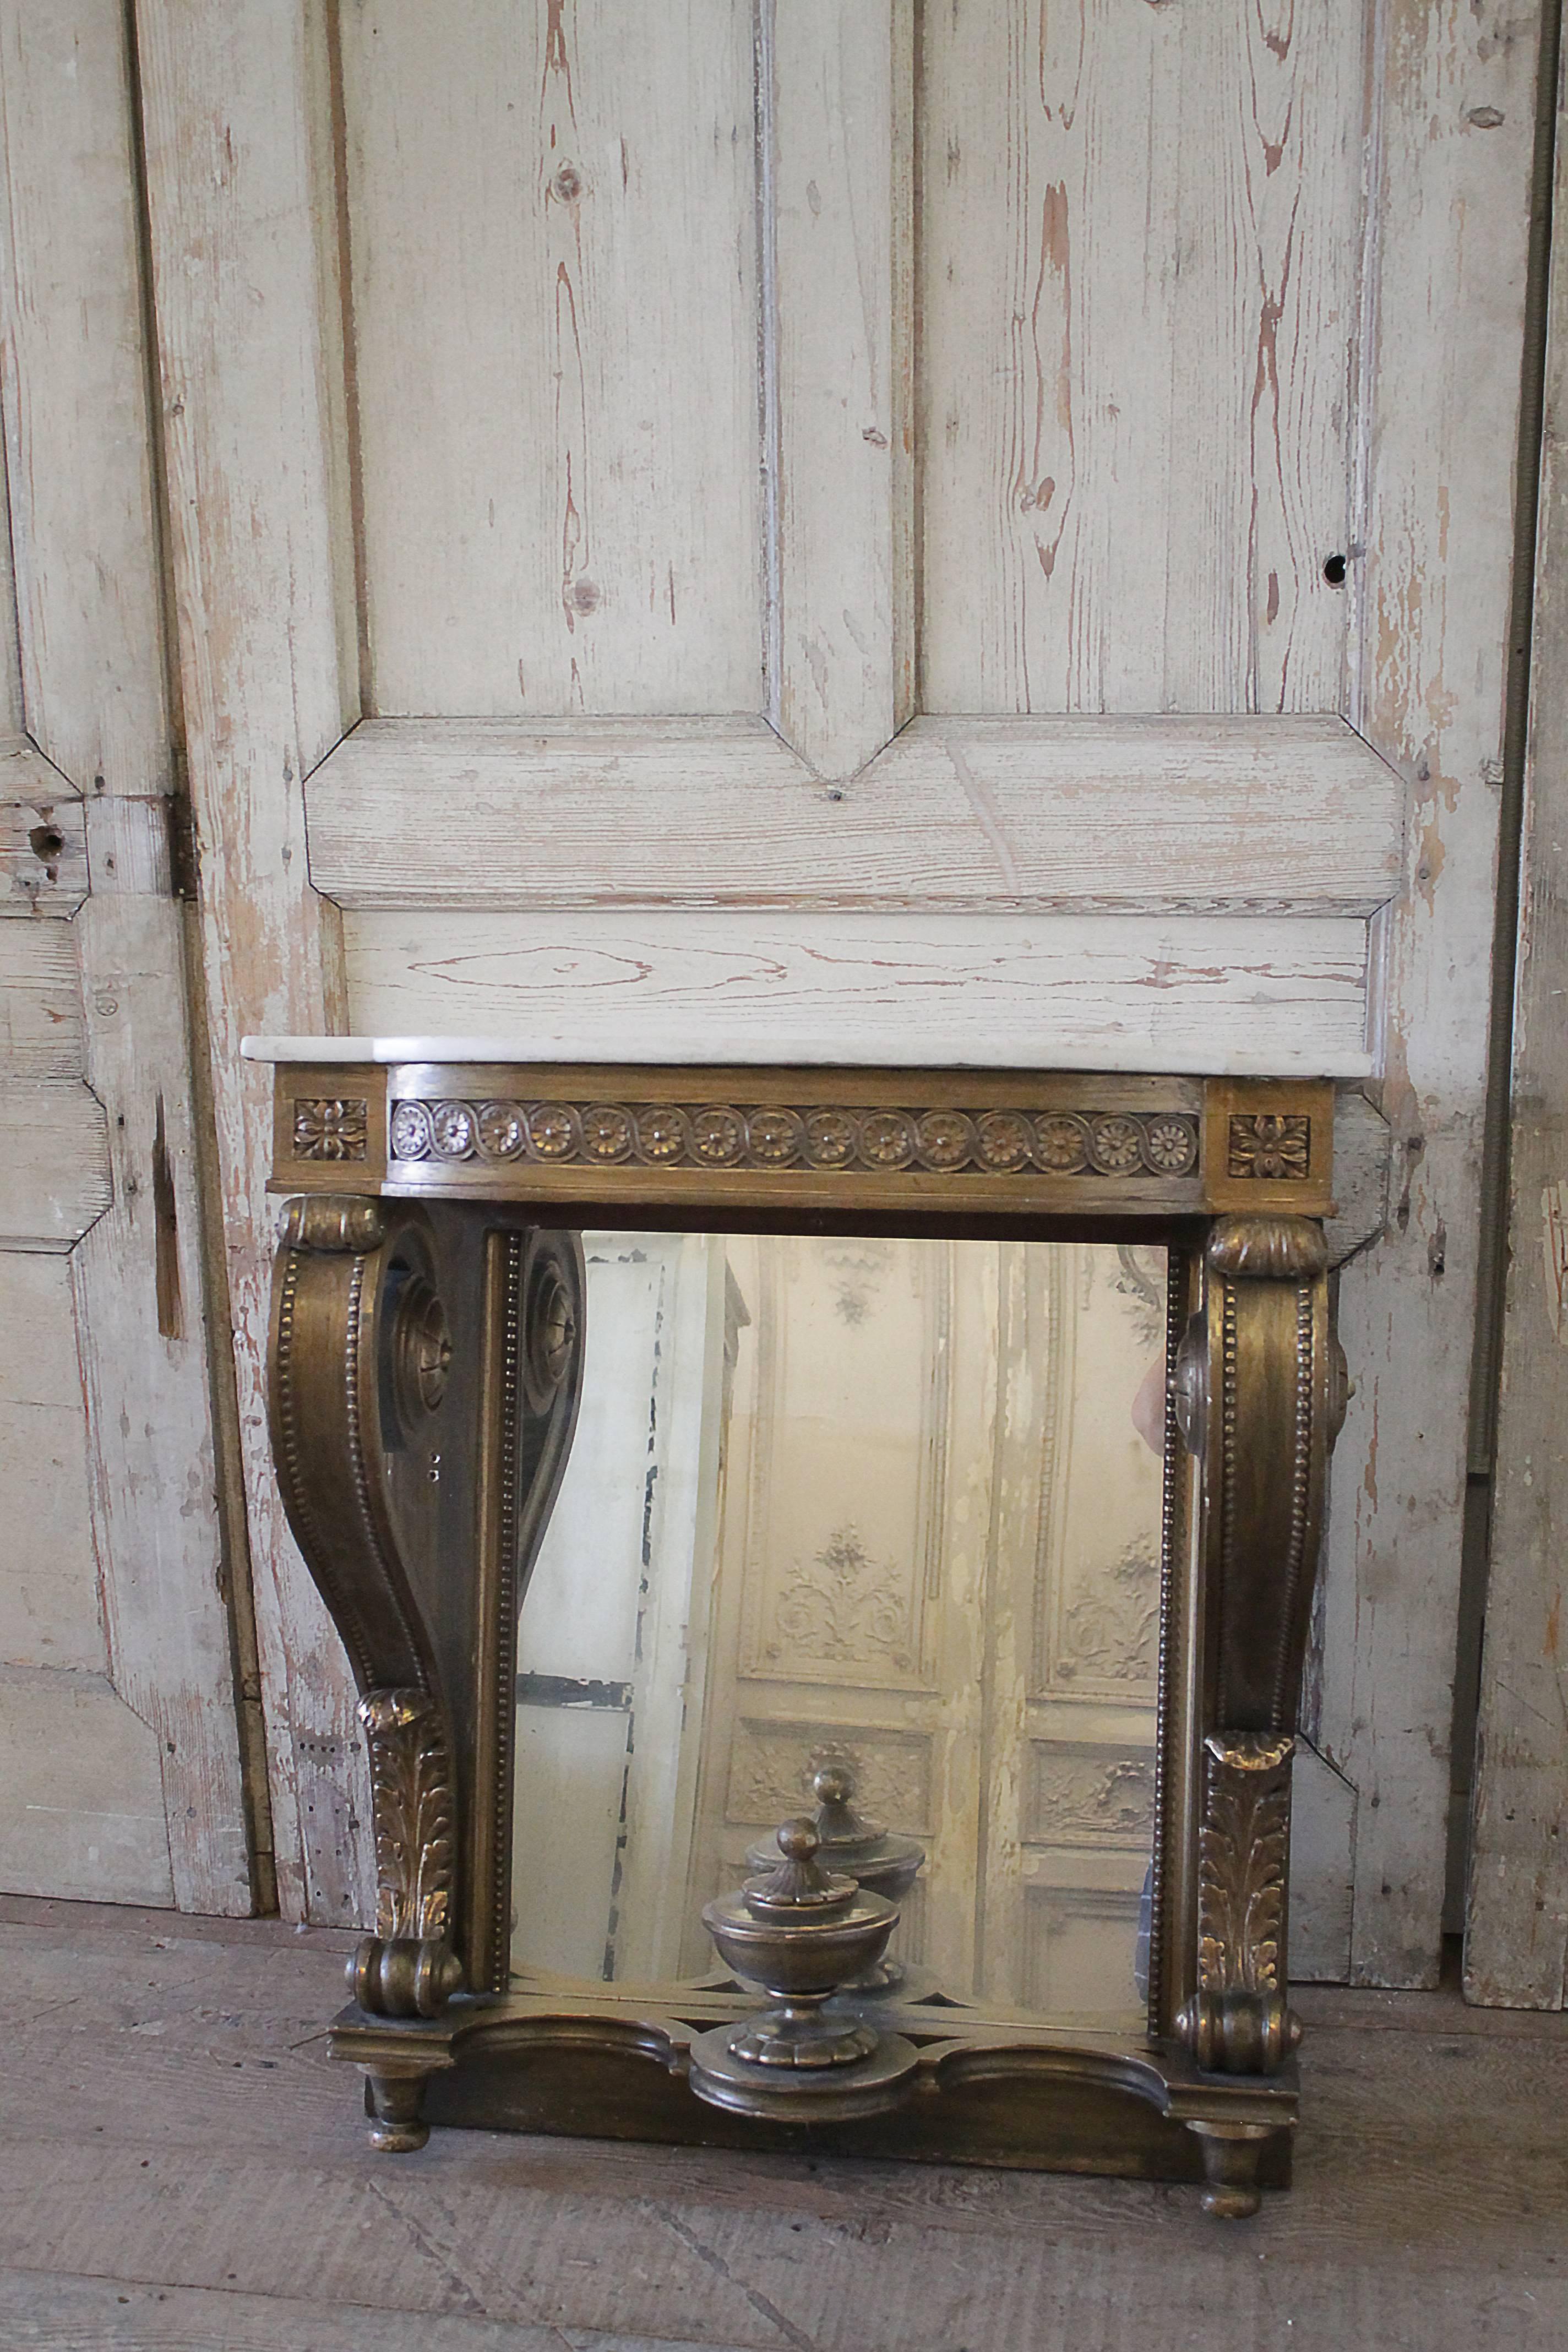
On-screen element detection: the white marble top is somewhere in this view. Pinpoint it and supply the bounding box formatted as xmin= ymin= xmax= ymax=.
xmin=241 ymin=1035 xmax=1354 ymax=1077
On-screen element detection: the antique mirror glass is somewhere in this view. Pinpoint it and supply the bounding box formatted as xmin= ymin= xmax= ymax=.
xmin=510 ymin=1234 xmax=1166 ymax=2029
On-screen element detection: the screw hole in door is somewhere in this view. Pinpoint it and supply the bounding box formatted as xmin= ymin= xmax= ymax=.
xmin=1321 ymin=553 xmax=1347 ymax=586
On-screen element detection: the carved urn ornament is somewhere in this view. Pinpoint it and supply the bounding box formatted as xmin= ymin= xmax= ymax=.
xmin=744 ymin=1765 xmax=925 ymax=1994
xmin=251 ymin=1047 xmax=1349 ymax=2215
xmin=689 ymin=1819 xmax=920 ymax=2119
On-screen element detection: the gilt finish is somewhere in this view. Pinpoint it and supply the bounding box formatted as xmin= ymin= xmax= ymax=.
xmin=261 ymin=1062 xmax=1341 ymax=2211
xmin=1164 ymin=1208 xmax=1347 ymax=2212
xmin=266 ymin=1186 xmax=584 ymax=2136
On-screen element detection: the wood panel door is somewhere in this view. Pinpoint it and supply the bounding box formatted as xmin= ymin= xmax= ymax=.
xmin=124 ymin=0 xmax=1542 ymax=1985
xmin=0 ymin=4 xmax=252 ymax=1910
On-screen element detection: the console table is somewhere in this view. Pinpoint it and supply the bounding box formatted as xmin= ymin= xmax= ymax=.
xmin=246 ymin=1039 xmax=1347 ymax=2217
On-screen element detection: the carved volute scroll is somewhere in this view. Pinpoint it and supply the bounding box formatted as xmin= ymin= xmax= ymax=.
xmin=1173 ymin=1214 xmax=1345 ymax=2078
xmin=269 ymin=1196 xmax=587 ymax=2018
xmin=268 ymin=1194 xmax=464 ymax=2018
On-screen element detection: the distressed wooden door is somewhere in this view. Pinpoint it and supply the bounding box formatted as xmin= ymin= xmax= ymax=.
xmin=126 ymin=0 xmax=1541 ymax=1987
xmin=0 ymin=8 xmax=252 ymax=1911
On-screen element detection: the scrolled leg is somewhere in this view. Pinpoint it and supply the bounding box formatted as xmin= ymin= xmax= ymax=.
xmin=1174 ymin=1214 xmax=1343 ymax=2140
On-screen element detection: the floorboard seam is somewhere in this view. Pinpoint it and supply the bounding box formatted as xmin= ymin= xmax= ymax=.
xmin=641 ymin=2201 xmax=820 ymax=2352
xmin=362 ymin=2174 xmax=494 ymax=2320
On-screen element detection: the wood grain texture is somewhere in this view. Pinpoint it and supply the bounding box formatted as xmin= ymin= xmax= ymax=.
xmin=0 ymin=2272 xmax=711 ymax=2352
xmin=307 ymin=714 xmax=1402 ymax=916
xmin=0 ymin=925 xmax=83 ymax=1079
xmin=769 ymin=0 xmax=913 ymax=777
xmin=1 ymin=1907 xmax=1567 ymax=2349
xmin=0 ymin=0 xmax=172 ymax=792
xmin=1466 ymin=37 xmax=1568 ymax=2010
xmin=1317 ymin=1 xmax=1543 ymax=1988
xmin=919 ymin=0 xmax=1359 ymax=714
xmin=133 ymin=0 xmax=364 ymax=1920
xmin=71 ymin=804 xmax=251 ymax=1915
xmin=342 ymin=907 xmax=1373 ymax=1076
xmin=0 ymin=783 xmax=87 ymax=914
xmin=0 ymin=1253 xmax=104 ymax=1672
xmin=0 ymin=1670 xmax=172 ymax=1905
xmin=338 ymin=0 xmax=760 ymax=717
xmin=0 ymin=1081 xmax=110 ymax=1249
xmin=1323 ymin=1087 xmax=1392 ymax=1270
xmin=0 ymin=5 xmax=253 ymax=1917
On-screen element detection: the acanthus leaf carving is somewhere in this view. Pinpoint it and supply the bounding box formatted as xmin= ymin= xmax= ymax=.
xmin=358 ymin=1686 xmax=456 ymax=1943
xmin=1177 ymin=1732 xmax=1301 ymax=2075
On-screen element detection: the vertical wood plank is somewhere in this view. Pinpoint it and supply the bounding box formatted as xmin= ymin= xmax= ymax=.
xmin=339 ymin=0 xmax=761 ymax=718
xmin=1466 ymin=41 xmax=1568 ymax=2010
xmin=1320 ymin=0 xmax=1543 ymax=1985
xmin=0 ymin=5 xmax=170 ymax=788
xmin=133 ymin=0 xmax=366 ymax=1920
xmin=72 ymin=806 xmax=251 ymax=1914
xmin=1162 ymin=2 xmax=1360 ymax=711
xmin=769 ymin=0 xmax=912 ymax=777
xmin=919 ymin=0 xmax=1357 ymax=715
xmin=0 ymin=1 xmax=253 ymax=1910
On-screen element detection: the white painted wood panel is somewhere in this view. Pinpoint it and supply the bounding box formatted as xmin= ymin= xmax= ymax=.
xmin=0 ymin=2 xmax=171 ymax=791
xmin=0 ymin=1254 xmax=104 ymax=1672
xmin=307 ymin=714 xmax=1402 ymax=917
xmin=0 ymin=926 xmax=83 ymax=1079
xmin=0 ymin=1081 xmax=109 ymax=1249
xmin=72 ymin=805 xmax=252 ymax=1914
xmin=342 ymin=907 xmax=1371 ymax=1077
xmin=339 ymin=0 xmax=761 ymax=717
xmin=0 ymin=1666 xmax=173 ymax=1905
xmin=0 ymin=1 xmax=254 ymax=1915
xmin=134 ymin=0 xmax=363 ymax=1921
xmin=918 ymin=0 xmax=1359 ymax=715
xmin=769 ymin=0 xmax=913 ymax=777
xmin=1317 ymin=2 xmax=1543 ymax=1988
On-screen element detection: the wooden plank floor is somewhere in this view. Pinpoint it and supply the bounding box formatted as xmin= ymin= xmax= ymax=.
xmin=1 ymin=1895 xmax=1564 ymax=2351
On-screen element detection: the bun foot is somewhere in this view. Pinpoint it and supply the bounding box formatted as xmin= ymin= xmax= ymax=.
xmin=1187 ymin=2119 xmax=1276 ymax=2218
xmin=363 ymin=2065 xmax=432 ymax=2153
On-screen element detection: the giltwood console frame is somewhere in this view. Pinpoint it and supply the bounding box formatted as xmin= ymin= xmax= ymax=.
xmin=258 ymin=1056 xmax=1345 ymax=2218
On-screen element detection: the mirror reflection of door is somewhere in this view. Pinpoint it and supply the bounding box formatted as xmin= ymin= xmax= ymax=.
xmin=513 ymin=1236 xmax=1164 ymax=2027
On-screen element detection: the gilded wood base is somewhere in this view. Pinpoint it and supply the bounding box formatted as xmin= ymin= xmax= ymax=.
xmin=330 ymin=1996 xmax=1297 ymax=2190
xmin=260 ymin=1068 xmax=1346 ymax=2218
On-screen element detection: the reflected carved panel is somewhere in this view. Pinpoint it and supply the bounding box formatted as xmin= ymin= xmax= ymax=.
xmin=736 ymin=1237 xmax=948 ymax=1691
xmin=1030 ymin=1744 xmax=1155 ymax=1849
xmin=723 ymin=1719 xmax=933 ymax=1840
xmin=759 ymin=1523 xmax=915 ymax=1675
xmin=1043 ymin=1542 xmax=1161 ymax=1697
xmin=1023 ymin=1886 xmax=1144 ymax=2019
xmin=1032 ymin=1247 xmax=1166 ymax=1703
